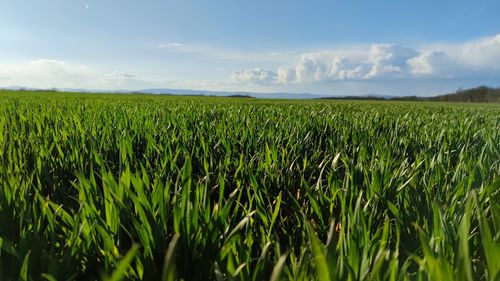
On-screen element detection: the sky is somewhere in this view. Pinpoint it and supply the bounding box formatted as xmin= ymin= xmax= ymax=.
xmin=0 ymin=0 xmax=499 ymax=96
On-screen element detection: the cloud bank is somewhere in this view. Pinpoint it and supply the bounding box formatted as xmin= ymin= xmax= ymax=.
xmin=232 ymin=34 xmax=500 ymax=84
xmin=1 ymin=34 xmax=498 ymax=95
xmin=0 ymin=59 xmax=143 ymax=89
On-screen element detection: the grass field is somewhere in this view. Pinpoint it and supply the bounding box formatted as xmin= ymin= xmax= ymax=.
xmin=0 ymin=91 xmax=499 ymax=281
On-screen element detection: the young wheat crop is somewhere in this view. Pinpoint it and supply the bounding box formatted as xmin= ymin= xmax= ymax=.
xmin=0 ymin=91 xmax=498 ymax=280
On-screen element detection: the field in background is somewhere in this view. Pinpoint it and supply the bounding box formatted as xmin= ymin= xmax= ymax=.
xmin=0 ymin=91 xmax=499 ymax=280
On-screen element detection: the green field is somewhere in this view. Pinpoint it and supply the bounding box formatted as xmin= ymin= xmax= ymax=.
xmin=0 ymin=91 xmax=499 ymax=281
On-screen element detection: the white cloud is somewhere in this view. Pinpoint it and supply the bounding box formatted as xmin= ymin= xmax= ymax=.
xmin=82 ymin=72 xmax=141 ymax=88
xmin=295 ymin=56 xmax=329 ymax=83
xmin=269 ymin=44 xmax=419 ymax=83
xmin=365 ymin=44 xmax=418 ymax=79
xmin=0 ymin=59 xmax=146 ymax=89
xmin=159 ymin=42 xmax=183 ymax=48
xmin=158 ymin=42 xmax=292 ymax=63
xmin=368 ymin=44 xmax=418 ymax=65
xmin=276 ymin=66 xmax=296 ymax=84
xmin=231 ymin=68 xmax=277 ymax=84
xmin=456 ymin=34 xmax=500 ymax=70
xmin=0 ymin=58 xmax=237 ymax=91
xmin=105 ymin=72 xmax=136 ymax=79
xmin=238 ymin=44 xmax=423 ymax=84
xmin=233 ymin=33 xmax=500 ymax=84
xmin=407 ymin=51 xmax=457 ymax=77
xmin=0 ymin=59 xmax=93 ymax=87
xmin=407 ymin=35 xmax=500 ymax=78
xmin=30 ymin=59 xmax=90 ymax=74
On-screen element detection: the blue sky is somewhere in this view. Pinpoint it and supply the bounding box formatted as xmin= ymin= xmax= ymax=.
xmin=0 ymin=0 xmax=499 ymax=96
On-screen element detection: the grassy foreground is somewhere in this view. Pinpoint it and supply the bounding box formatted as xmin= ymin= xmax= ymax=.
xmin=0 ymin=91 xmax=499 ymax=281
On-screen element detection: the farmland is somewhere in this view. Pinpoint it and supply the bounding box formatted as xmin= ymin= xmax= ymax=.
xmin=0 ymin=91 xmax=499 ymax=281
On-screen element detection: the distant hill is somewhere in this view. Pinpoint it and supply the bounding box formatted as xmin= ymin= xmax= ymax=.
xmin=319 ymin=86 xmax=500 ymax=103
xmin=427 ymin=86 xmax=500 ymax=102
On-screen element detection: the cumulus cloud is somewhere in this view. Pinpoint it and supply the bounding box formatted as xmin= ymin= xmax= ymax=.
xmin=368 ymin=44 xmax=418 ymax=65
xmin=407 ymin=51 xmax=458 ymax=77
xmin=255 ymin=44 xmax=420 ymax=83
xmin=231 ymin=68 xmax=277 ymax=84
xmin=365 ymin=44 xmax=418 ymax=78
xmin=276 ymin=66 xmax=296 ymax=84
xmin=456 ymin=34 xmax=500 ymax=70
xmin=234 ymin=44 xmax=423 ymax=84
xmin=232 ymin=33 xmax=500 ymax=84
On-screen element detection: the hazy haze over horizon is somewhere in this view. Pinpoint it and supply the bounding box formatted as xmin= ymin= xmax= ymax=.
xmin=0 ymin=0 xmax=499 ymax=96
